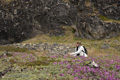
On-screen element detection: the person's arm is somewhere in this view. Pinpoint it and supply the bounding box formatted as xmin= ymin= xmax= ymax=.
xmin=70 ymin=47 xmax=82 ymax=55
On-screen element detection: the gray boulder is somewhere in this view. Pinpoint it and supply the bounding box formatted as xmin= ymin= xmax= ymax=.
xmin=87 ymin=61 xmax=99 ymax=68
xmin=100 ymin=43 xmax=110 ymax=49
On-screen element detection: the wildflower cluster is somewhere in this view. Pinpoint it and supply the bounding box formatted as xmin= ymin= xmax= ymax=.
xmin=12 ymin=52 xmax=37 ymax=63
xmin=52 ymin=55 xmax=120 ymax=80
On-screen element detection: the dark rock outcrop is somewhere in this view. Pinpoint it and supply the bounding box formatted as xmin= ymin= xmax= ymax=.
xmin=0 ymin=0 xmax=78 ymax=44
xmin=92 ymin=0 xmax=120 ymax=20
xmin=76 ymin=15 xmax=120 ymax=39
xmin=72 ymin=0 xmax=120 ymax=39
xmin=0 ymin=0 xmax=120 ymax=44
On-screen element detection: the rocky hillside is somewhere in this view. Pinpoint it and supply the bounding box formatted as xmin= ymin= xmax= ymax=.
xmin=0 ymin=0 xmax=120 ymax=44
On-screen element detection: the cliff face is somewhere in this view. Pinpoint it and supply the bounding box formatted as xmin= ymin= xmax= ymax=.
xmin=0 ymin=0 xmax=120 ymax=44
xmin=73 ymin=0 xmax=120 ymax=39
xmin=92 ymin=0 xmax=120 ymax=20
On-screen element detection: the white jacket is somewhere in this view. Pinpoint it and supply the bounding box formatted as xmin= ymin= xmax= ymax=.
xmin=70 ymin=46 xmax=88 ymax=57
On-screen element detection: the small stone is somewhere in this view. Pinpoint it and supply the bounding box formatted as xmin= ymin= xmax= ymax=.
xmin=114 ymin=45 xmax=120 ymax=50
xmin=4 ymin=51 xmax=12 ymax=56
xmin=52 ymin=43 xmax=58 ymax=47
xmin=100 ymin=43 xmax=110 ymax=49
xmin=93 ymin=44 xmax=97 ymax=46
xmin=87 ymin=61 xmax=99 ymax=68
xmin=113 ymin=40 xmax=119 ymax=43
xmin=44 ymin=43 xmax=47 ymax=45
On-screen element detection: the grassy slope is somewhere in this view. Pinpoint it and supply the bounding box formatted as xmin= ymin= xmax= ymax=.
xmin=0 ymin=1 xmax=120 ymax=80
xmin=0 ymin=26 xmax=119 ymax=57
xmin=22 ymin=26 xmax=120 ymax=57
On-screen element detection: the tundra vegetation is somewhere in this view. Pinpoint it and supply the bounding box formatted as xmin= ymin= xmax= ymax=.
xmin=0 ymin=31 xmax=120 ymax=80
xmin=0 ymin=0 xmax=120 ymax=80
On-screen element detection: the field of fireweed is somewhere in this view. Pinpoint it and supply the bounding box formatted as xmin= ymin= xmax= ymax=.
xmin=0 ymin=52 xmax=120 ymax=80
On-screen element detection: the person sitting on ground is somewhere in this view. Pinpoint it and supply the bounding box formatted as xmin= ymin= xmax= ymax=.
xmin=68 ymin=41 xmax=88 ymax=57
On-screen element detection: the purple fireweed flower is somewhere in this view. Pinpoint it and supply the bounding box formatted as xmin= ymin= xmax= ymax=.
xmin=87 ymin=67 xmax=92 ymax=72
xmin=110 ymin=60 xmax=114 ymax=64
xmin=80 ymin=61 xmax=84 ymax=62
xmin=72 ymin=73 xmax=75 ymax=76
xmin=74 ymin=77 xmax=78 ymax=80
xmin=74 ymin=69 xmax=78 ymax=73
xmin=80 ymin=67 xmax=84 ymax=70
xmin=29 ymin=60 xmax=32 ymax=62
xmin=68 ymin=70 xmax=71 ymax=74
xmin=72 ymin=60 xmax=76 ymax=62
xmin=81 ymin=75 xmax=84 ymax=78
xmin=27 ymin=58 xmax=30 ymax=60
xmin=30 ymin=57 xmax=33 ymax=59
xmin=95 ymin=68 xmax=99 ymax=71
xmin=92 ymin=70 xmax=97 ymax=73
xmin=50 ymin=56 xmax=56 ymax=58
xmin=64 ymin=55 xmax=68 ymax=58
xmin=81 ymin=57 xmax=85 ymax=59
xmin=4 ymin=55 xmax=7 ymax=58
xmin=64 ymin=61 xmax=68 ymax=64
xmin=105 ymin=72 xmax=109 ymax=75
xmin=115 ymin=65 xmax=120 ymax=70
xmin=106 ymin=64 xmax=109 ymax=67
xmin=66 ymin=64 xmax=70 ymax=68
xmin=24 ymin=55 xmax=27 ymax=57
xmin=76 ymin=66 xmax=80 ymax=69
xmin=85 ymin=58 xmax=88 ymax=61
xmin=74 ymin=56 xmax=77 ymax=58
xmin=53 ymin=62 xmax=57 ymax=65
xmin=78 ymin=69 xmax=80 ymax=72
xmin=21 ymin=56 xmax=25 ymax=59
xmin=58 ymin=62 xmax=61 ymax=64
xmin=88 ymin=57 xmax=91 ymax=59
xmin=78 ymin=73 xmax=80 ymax=75
xmin=29 ymin=54 xmax=33 ymax=56
xmin=0 ymin=56 xmax=2 ymax=58
xmin=77 ymin=59 xmax=81 ymax=61
xmin=59 ymin=73 xmax=64 ymax=76
xmin=101 ymin=78 xmax=104 ymax=80
xmin=92 ymin=59 xmax=94 ymax=61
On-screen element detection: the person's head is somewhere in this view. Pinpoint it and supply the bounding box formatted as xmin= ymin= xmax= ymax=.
xmin=76 ymin=41 xmax=81 ymax=47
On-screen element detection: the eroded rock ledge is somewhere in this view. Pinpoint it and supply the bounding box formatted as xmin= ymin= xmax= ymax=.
xmin=0 ymin=0 xmax=120 ymax=44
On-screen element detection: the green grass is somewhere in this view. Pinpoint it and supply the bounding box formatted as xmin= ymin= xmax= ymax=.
xmin=0 ymin=46 xmax=36 ymax=58
xmin=8 ymin=55 xmax=61 ymax=67
xmin=99 ymin=15 xmax=120 ymax=23
xmin=0 ymin=46 xmax=28 ymax=52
